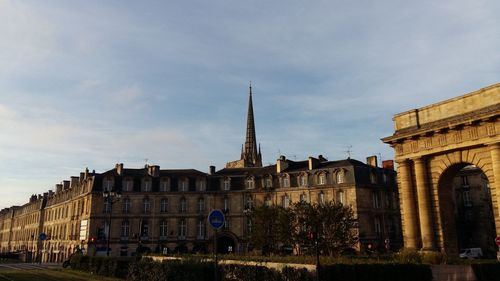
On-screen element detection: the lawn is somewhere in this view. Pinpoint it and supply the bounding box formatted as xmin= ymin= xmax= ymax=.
xmin=0 ymin=268 xmax=123 ymax=281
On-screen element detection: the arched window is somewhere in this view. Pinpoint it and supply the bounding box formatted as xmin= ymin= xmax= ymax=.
xmin=222 ymin=178 xmax=231 ymax=191
xmin=336 ymin=190 xmax=345 ymax=205
xmin=245 ymin=177 xmax=255 ymax=189
xmin=318 ymin=173 xmax=327 ymax=185
xmin=197 ymin=179 xmax=206 ymax=191
xmin=142 ymin=177 xmax=151 ymax=192
xmin=282 ymin=195 xmax=290 ymax=208
xmin=122 ymin=178 xmax=133 ymax=192
xmin=264 ymin=176 xmax=273 ymax=188
xmin=179 ymin=178 xmax=189 ymax=192
xmin=336 ymin=170 xmax=345 ymax=184
xmin=160 ymin=178 xmax=170 ymax=192
xmin=281 ymin=175 xmax=290 ymax=188
xmin=318 ymin=192 xmax=325 ymax=205
xmin=178 ymin=219 xmax=187 ymax=239
xmin=299 ymin=174 xmax=308 ymax=187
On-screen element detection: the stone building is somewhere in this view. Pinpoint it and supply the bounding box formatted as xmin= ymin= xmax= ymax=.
xmin=0 ymin=86 xmax=402 ymax=260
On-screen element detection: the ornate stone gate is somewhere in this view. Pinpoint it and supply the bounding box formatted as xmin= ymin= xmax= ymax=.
xmin=383 ymin=84 xmax=500 ymax=256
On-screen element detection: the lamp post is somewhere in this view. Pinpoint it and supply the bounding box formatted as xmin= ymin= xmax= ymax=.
xmin=103 ymin=190 xmax=121 ymax=257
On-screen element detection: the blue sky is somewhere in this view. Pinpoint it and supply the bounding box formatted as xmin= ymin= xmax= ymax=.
xmin=1 ymin=0 xmax=499 ymax=208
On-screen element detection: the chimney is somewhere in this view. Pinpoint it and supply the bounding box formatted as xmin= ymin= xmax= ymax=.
xmin=71 ymin=176 xmax=79 ymax=188
xmin=79 ymin=172 xmax=85 ymax=182
xmin=116 ymin=163 xmax=124 ymax=175
xmin=38 ymin=194 xmax=42 ymax=200
xmin=366 ymin=155 xmax=378 ymax=167
xmin=318 ymin=155 xmax=328 ymax=162
xmin=55 ymin=184 xmax=63 ymax=193
xmin=148 ymin=165 xmax=160 ymax=177
xmin=276 ymin=155 xmax=288 ymax=173
xmin=63 ymin=180 xmax=70 ymax=190
xmin=84 ymin=168 xmax=89 ymax=179
xmin=308 ymin=156 xmax=319 ymax=170
xmin=48 ymin=190 xmax=54 ymax=197
xmin=382 ymin=160 xmax=394 ymax=170
xmin=209 ymin=166 xmax=216 ymax=175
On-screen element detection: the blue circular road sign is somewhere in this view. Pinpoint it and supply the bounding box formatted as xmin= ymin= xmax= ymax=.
xmin=39 ymin=233 xmax=47 ymax=241
xmin=208 ymin=209 xmax=225 ymax=229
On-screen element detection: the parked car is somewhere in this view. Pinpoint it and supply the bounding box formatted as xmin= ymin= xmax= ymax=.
xmin=459 ymin=248 xmax=483 ymax=259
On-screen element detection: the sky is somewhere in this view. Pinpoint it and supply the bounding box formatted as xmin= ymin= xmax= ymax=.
xmin=0 ymin=0 xmax=499 ymax=209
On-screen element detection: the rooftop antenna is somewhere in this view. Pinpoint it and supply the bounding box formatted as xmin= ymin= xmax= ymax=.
xmin=345 ymin=145 xmax=353 ymax=159
xmin=144 ymin=158 xmax=149 ymax=166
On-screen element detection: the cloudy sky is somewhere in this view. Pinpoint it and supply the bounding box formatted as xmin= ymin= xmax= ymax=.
xmin=1 ymin=0 xmax=499 ymax=208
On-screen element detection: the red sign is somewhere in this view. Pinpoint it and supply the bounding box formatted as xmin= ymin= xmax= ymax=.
xmin=495 ymin=237 xmax=500 ymax=246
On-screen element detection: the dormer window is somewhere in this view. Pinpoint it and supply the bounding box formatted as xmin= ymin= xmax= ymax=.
xmin=197 ymin=179 xmax=206 ymax=191
xmin=336 ymin=170 xmax=345 ymax=184
xmin=264 ymin=177 xmax=273 ymax=188
xmin=222 ymin=178 xmax=231 ymax=191
xmin=318 ymin=173 xmax=326 ymax=185
xmin=103 ymin=178 xmax=113 ymax=192
xmin=142 ymin=178 xmax=151 ymax=192
xmin=122 ymin=178 xmax=133 ymax=192
xmin=179 ymin=178 xmax=188 ymax=192
xmin=245 ymin=177 xmax=255 ymax=189
xmin=299 ymin=174 xmax=308 ymax=187
xmin=370 ymin=171 xmax=377 ymax=184
xmin=160 ymin=178 xmax=170 ymax=192
xmin=281 ymin=175 xmax=290 ymax=188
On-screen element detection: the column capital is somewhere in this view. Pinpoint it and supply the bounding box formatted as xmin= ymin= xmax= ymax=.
xmin=412 ymin=157 xmax=427 ymax=165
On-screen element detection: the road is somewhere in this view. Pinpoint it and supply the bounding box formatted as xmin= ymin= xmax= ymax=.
xmin=0 ymin=263 xmax=61 ymax=271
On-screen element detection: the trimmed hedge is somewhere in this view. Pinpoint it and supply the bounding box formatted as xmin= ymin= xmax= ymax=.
xmin=471 ymin=263 xmax=500 ymax=281
xmin=68 ymin=255 xmax=433 ymax=281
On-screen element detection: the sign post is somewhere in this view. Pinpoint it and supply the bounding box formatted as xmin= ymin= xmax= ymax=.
xmin=38 ymin=233 xmax=46 ymax=264
xmin=208 ymin=209 xmax=225 ymax=281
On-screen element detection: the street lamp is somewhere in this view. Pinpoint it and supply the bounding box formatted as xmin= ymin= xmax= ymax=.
xmin=103 ymin=190 xmax=121 ymax=257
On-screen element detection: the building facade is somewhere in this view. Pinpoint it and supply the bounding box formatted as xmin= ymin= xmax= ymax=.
xmin=0 ymin=86 xmax=402 ymax=260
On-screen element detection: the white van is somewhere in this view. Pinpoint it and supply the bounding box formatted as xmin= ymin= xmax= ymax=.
xmin=459 ymin=248 xmax=483 ymax=259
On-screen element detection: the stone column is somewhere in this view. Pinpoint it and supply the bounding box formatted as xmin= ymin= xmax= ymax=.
xmin=396 ymin=159 xmax=420 ymax=248
xmin=414 ymin=157 xmax=436 ymax=251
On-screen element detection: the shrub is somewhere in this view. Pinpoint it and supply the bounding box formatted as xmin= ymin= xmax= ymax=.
xmin=395 ymin=248 xmax=422 ymax=264
xmin=421 ymin=251 xmax=447 ymax=264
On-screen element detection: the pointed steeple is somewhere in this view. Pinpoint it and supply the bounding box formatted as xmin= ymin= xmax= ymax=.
xmin=241 ymin=83 xmax=262 ymax=167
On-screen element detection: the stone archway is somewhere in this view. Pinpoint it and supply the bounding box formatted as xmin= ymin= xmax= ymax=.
xmin=383 ymin=83 xmax=500 ymax=257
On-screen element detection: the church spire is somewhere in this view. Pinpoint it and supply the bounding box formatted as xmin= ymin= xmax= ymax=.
xmin=242 ymin=83 xmax=262 ymax=167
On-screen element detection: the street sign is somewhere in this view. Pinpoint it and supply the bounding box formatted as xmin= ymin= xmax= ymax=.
xmin=208 ymin=209 xmax=225 ymax=229
xmin=39 ymin=233 xmax=47 ymax=241
xmin=495 ymin=236 xmax=500 ymax=246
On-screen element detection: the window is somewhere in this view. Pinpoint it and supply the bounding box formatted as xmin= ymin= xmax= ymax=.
xmin=372 ymin=191 xmax=381 ymax=208
xmin=104 ymin=201 xmax=111 ymax=214
xmin=461 ymin=175 xmax=469 ymax=186
xmin=223 ymin=178 xmax=231 ymax=190
xmin=265 ymin=177 xmax=273 ymax=188
xmin=318 ymin=192 xmax=325 ymax=205
xmin=121 ymin=220 xmax=130 ymax=238
xmin=223 ymin=197 xmax=229 ymax=212
xmin=104 ymin=178 xmax=113 ymax=192
xmin=281 ymin=176 xmax=290 ymax=188
xmin=264 ymin=196 xmax=272 ymax=207
xmin=374 ymin=217 xmax=381 ymax=237
xmin=336 ymin=191 xmax=345 ymax=205
xmin=197 ymin=179 xmax=206 ymax=191
xmin=123 ymin=179 xmax=133 ymax=192
xmin=318 ymin=173 xmax=326 ymax=185
xmin=197 ymin=220 xmax=205 ymax=239
xmin=246 ymin=217 xmax=252 ymax=234
xmin=382 ymin=173 xmax=388 ymax=184
xmin=179 ymin=178 xmax=188 ymax=192
xmin=198 ymin=198 xmax=205 ymax=213
xmin=180 ymin=197 xmax=187 ymax=213
xmin=122 ymin=199 xmax=130 ymax=214
xmin=282 ymin=195 xmax=290 ymax=208
xmin=245 ymin=196 xmax=253 ymax=210
xmin=159 ymin=220 xmax=168 ymax=239
xmin=143 ymin=198 xmax=151 ymax=213
xmin=140 ymin=220 xmax=149 ymax=238
xmin=299 ymin=174 xmax=308 ymax=186
xmin=160 ymin=198 xmax=168 ymax=213
xmin=336 ymin=170 xmax=345 ymax=184
xmin=299 ymin=193 xmax=307 ymax=203
xmin=370 ymin=172 xmax=377 ymax=184
xmin=143 ymin=179 xmax=151 ymax=192
xmin=245 ymin=177 xmax=255 ymax=189
xmin=160 ymin=178 xmax=170 ymax=192
xmin=178 ymin=219 xmax=187 ymax=239
xmin=224 ymin=218 xmax=230 ymax=231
